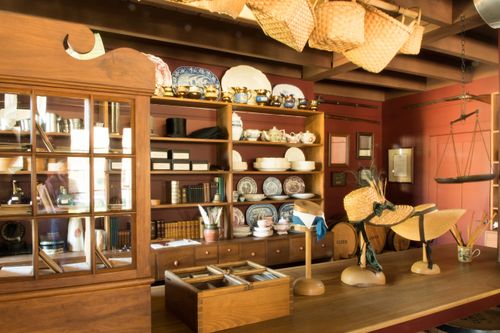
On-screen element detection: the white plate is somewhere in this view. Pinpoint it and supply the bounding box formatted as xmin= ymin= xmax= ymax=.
xmin=291 ymin=193 xmax=315 ymax=199
xmin=237 ymin=177 xmax=258 ymax=195
xmin=272 ymin=84 xmax=304 ymax=99
xmin=233 ymin=232 xmax=252 ymax=238
xmin=285 ymin=147 xmax=305 ymax=162
xmin=254 ymin=166 xmax=290 ymax=172
xmin=221 ymin=65 xmax=272 ymax=92
xmin=283 ymin=176 xmax=306 ymax=195
xmin=268 ymin=195 xmax=289 ymax=201
xmin=232 ymin=150 xmax=242 ymax=163
xmin=263 ymin=177 xmax=282 ymax=196
xmin=233 ymin=207 xmax=245 ymax=226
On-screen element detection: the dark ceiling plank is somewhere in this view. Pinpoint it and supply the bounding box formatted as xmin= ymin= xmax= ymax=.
xmin=302 ymin=55 xmax=357 ymax=81
xmin=0 ymin=0 xmax=332 ymax=68
xmin=424 ymin=36 xmax=498 ymax=66
xmin=330 ymin=71 xmax=427 ymax=91
xmin=315 ymin=82 xmax=386 ymax=102
xmin=422 ymin=13 xmax=485 ymax=44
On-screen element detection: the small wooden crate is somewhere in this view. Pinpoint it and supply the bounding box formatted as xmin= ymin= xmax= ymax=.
xmin=164 ymin=261 xmax=291 ymax=333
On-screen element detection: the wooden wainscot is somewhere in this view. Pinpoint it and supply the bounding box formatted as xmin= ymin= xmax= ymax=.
xmin=164 ymin=261 xmax=291 ymax=333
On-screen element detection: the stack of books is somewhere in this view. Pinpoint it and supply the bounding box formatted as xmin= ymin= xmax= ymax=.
xmin=152 ymin=219 xmax=201 ymax=240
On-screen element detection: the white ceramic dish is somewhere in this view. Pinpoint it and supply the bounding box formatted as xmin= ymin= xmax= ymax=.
xmin=252 ymin=229 xmax=273 ymax=238
xmin=272 ymin=84 xmax=304 ymax=107
xmin=233 ymin=232 xmax=252 ymax=238
xmin=232 ymin=207 xmax=245 ymax=226
xmin=285 ymin=147 xmax=305 ymax=162
xmin=232 ymin=150 xmax=242 ymax=163
xmin=268 ymin=195 xmax=289 ymax=201
xmin=253 ymin=164 xmax=290 ymax=172
xmin=291 ymin=160 xmax=315 ymax=171
xmin=233 ymin=161 xmax=248 ymax=171
xmin=263 ymin=176 xmax=282 ymax=196
xmin=243 ymin=193 xmax=266 ymax=202
xmin=237 ymin=177 xmax=258 ymax=195
xmin=283 ymin=176 xmax=306 ymax=195
xmin=221 ymin=65 xmax=272 ymax=92
xmin=291 ymin=193 xmax=315 ymax=199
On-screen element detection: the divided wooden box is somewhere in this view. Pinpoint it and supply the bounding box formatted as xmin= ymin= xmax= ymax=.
xmin=164 ymin=261 xmax=291 ymax=333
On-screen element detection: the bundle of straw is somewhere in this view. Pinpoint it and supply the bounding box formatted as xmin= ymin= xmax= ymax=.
xmin=449 ymin=211 xmax=495 ymax=247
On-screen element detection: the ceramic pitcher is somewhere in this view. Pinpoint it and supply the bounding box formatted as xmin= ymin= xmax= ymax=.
xmin=232 ymin=112 xmax=243 ymax=140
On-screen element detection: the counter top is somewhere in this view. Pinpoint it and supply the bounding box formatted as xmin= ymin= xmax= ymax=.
xmin=151 ymin=244 xmax=500 ymax=333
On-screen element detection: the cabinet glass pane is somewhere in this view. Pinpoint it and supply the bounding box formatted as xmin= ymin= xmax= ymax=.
xmin=95 ymin=215 xmax=133 ymax=270
xmin=93 ymin=100 xmax=132 ymax=154
xmin=35 ymin=95 xmax=90 ymax=153
xmin=36 ymin=157 xmax=90 ymax=214
xmin=38 ymin=217 xmax=91 ymax=275
xmin=0 ymin=92 xmax=31 ymax=152
xmin=94 ymin=157 xmax=133 ymax=212
xmin=0 ymin=219 xmax=33 ymax=278
xmin=0 ymin=155 xmax=32 ymax=216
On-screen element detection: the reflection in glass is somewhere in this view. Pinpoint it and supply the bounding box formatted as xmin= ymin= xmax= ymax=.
xmin=93 ymin=100 xmax=132 ymax=154
xmin=94 ymin=158 xmax=133 ymax=212
xmin=0 ymin=92 xmax=31 ymax=151
xmin=0 ymin=157 xmax=32 ymax=216
xmin=95 ymin=215 xmax=133 ymax=270
xmin=0 ymin=219 xmax=33 ymax=278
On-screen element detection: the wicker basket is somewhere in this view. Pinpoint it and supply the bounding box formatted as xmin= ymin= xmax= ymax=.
xmin=400 ymin=9 xmax=423 ymax=55
xmin=205 ymin=0 xmax=245 ymax=18
xmin=309 ymin=0 xmax=365 ymax=53
xmin=247 ymin=0 xmax=315 ymax=52
xmin=343 ymin=5 xmax=414 ymax=73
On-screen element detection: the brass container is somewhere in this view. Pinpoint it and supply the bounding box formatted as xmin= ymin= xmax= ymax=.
xmin=204 ymin=84 xmax=219 ymax=101
xmin=221 ymin=91 xmax=232 ymax=103
xmin=174 ymin=85 xmax=189 ymax=98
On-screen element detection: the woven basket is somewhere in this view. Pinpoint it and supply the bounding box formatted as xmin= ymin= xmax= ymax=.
xmin=343 ymin=5 xmax=414 ymax=73
xmin=309 ymin=0 xmax=365 ymax=53
xmin=205 ymin=0 xmax=245 ymax=18
xmin=247 ymin=0 xmax=315 ymax=52
xmin=400 ymin=9 xmax=424 ymax=55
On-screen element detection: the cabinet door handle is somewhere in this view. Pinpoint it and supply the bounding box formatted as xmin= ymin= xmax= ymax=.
xmin=299 ymin=246 xmax=304 ymax=251
xmin=251 ymin=252 xmax=256 ymax=257
xmin=205 ymin=250 xmax=210 ymax=255
xmin=227 ymin=248 xmax=232 ymax=253
xmin=173 ymin=260 xmax=179 ymax=267
xmin=321 ymin=244 xmax=326 ymax=248
xmin=275 ymin=249 xmax=281 ymax=254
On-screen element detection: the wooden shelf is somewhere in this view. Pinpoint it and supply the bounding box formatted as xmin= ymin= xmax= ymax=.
xmin=151 ymin=96 xmax=226 ymax=108
xmin=233 ymin=141 xmax=321 ymax=147
xmin=0 ymin=130 xmax=30 ymax=136
xmin=152 ymin=202 xmax=229 ymax=209
xmin=0 ymin=170 xmax=31 ymax=175
xmin=234 ymin=171 xmax=322 ymax=175
xmin=151 ymin=170 xmax=228 ymax=175
xmin=150 ymin=136 xmax=229 ymax=144
xmin=232 ymin=197 xmax=322 ymax=206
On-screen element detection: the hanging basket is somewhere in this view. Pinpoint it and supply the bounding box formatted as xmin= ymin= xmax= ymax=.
xmin=205 ymin=0 xmax=245 ymax=18
xmin=309 ymin=0 xmax=365 ymax=53
xmin=400 ymin=8 xmax=424 ymax=55
xmin=246 ymin=0 xmax=315 ymax=52
xmin=343 ymin=5 xmax=414 ymax=73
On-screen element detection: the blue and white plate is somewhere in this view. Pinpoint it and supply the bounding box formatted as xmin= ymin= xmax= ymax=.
xmin=278 ymin=203 xmax=294 ymax=222
xmin=246 ymin=204 xmax=278 ymax=228
xmin=172 ymin=66 xmax=221 ymax=100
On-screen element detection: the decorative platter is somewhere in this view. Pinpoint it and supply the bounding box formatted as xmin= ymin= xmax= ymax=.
xmin=221 ymin=65 xmax=272 ymax=92
xmin=245 ymin=204 xmax=279 ymax=228
xmin=283 ymin=176 xmax=306 ymax=195
xmin=237 ymin=176 xmax=258 ymax=195
xmin=263 ymin=177 xmax=283 ymax=196
xmin=171 ymin=66 xmax=221 ymax=99
xmin=144 ymin=53 xmax=172 ymax=87
xmin=278 ymin=203 xmax=294 ymax=222
xmin=272 ymin=84 xmax=304 ymax=99
xmin=284 ymin=147 xmax=305 ymax=162
xmin=232 ymin=207 xmax=245 ymax=226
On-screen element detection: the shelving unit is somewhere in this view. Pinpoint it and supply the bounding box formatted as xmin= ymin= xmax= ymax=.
xmin=149 ymin=96 xmax=325 ymax=280
xmin=489 ymin=92 xmax=499 ymax=248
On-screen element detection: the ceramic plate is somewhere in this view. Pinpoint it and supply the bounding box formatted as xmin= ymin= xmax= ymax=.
xmin=221 ymin=65 xmax=272 ymax=92
xmin=233 ymin=207 xmax=245 ymax=226
xmin=268 ymin=195 xmax=289 ymax=201
xmin=283 ymin=176 xmax=306 ymax=195
xmin=232 ymin=150 xmax=242 ymax=163
xmin=237 ymin=177 xmax=258 ymax=195
xmin=245 ymin=204 xmax=278 ymax=228
xmin=263 ymin=177 xmax=282 ymax=196
xmin=278 ymin=203 xmax=294 ymax=222
xmin=285 ymin=147 xmax=305 ymax=162
xmin=144 ymin=53 xmax=172 ymax=87
xmin=272 ymin=84 xmax=305 ymax=99
xmin=172 ymin=66 xmax=221 ymax=99
xmin=291 ymin=193 xmax=315 ymax=199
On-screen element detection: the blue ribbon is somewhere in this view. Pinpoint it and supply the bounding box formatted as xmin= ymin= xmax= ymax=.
xmin=291 ymin=215 xmax=327 ymax=241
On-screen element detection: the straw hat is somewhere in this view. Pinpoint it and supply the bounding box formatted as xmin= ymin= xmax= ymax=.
xmin=294 ymin=200 xmax=323 ymax=216
xmin=343 ymin=186 xmax=413 ymax=226
xmin=391 ymin=203 xmax=466 ymax=241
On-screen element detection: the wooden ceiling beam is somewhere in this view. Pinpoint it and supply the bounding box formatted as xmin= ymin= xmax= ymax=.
xmin=0 ymin=0 xmax=332 ymax=68
xmin=424 ymin=36 xmax=498 ymax=66
xmin=329 ymin=71 xmax=427 ymax=92
xmin=314 ymin=82 xmax=386 ymax=102
xmin=392 ymin=0 xmax=452 ymax=26
xmin=422 ymin=10 xmax=485 ymax=44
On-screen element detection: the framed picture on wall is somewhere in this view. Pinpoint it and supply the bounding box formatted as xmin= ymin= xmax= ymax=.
xmin=356 ymin=132 xmax=373 ymax=160
xmin=388 ymin=147 xmax=414 ymax=183
xmin=358 ymin=167 xmax=373 ymax=187
xmin=329 ymin=133 xmax=349 ymax=166
xmin=331 ymin=171 xmax=347 ymax=187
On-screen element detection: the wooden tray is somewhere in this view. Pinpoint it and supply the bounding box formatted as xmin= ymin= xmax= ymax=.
xmin=164 ymin=261 xmax=291 ymax=333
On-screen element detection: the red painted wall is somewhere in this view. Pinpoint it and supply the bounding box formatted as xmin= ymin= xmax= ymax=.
xmin=383 ymin=75 xmax=499 ymax=245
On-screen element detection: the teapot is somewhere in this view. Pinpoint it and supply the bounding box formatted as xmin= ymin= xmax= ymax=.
xmin=261 ymin=126 xmax=286 ymax=142
xmin=300 ymin=130 xmax=316 ymax=144
xmin=285 ymin=132 xmax=301 ymax=143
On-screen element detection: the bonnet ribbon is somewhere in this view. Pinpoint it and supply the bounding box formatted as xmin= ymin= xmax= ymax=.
xmin=413 ymin=206 xmax=438 ymax=269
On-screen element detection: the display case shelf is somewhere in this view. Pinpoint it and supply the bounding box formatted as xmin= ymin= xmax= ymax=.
xmin=234 ymin=171 xmax=322 ymax=175
xmin=232 ymin=197 xmax=322 ymax=206
xmin=233 ymin=141 xmax=322 ymax=147
xmin=150 ymin=136 xmax=229 ymax=144
xmin=151 ymin=170 xmax=228 ymax=175
xmin=151 ymin=202 xmax=229 ymax=209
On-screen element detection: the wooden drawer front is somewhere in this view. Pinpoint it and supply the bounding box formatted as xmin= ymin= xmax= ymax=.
xmin=195 ymin=244 xmax=219 ymax=261
xmin=240 ymin=241 xmax=266 ymax=265
xmin=289 ymin=237 xmax=306 ymax=262
xmin=313 ymin=232 xmax=333 ymax=259
xmin=218 ymin=243 xmax=240 ymax=263
xmin=267 ymin=239 xmax=290 ymax=266
xmin=155 ymin=247 xmax=194 ymax=280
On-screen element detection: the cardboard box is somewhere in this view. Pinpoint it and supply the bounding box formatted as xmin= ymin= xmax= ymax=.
xmin=164 ymin=261 xmax=291 ymax=333
xmin=191 ymin=160 xmax=209 ymax=171
xmin=150 ymin=150 xmax=169 ymax=159
xmin=169 ymin=149 xmax=190 ymax=160
xmin=151 ymin=159 xmax=172 ymax=170
xmin=172 ymin=159 xmax=190 ymax=171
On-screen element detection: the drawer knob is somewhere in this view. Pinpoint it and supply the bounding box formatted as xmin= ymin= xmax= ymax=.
xmin=251 ymin=252 xmax=256 ymax=257
xmin=321 ymin=244 xmax=326 ymax=248
xmin=227 ymin=248 xmax=231 ymax=253
xmin=276 ymin=249 xmax=281 ymax=254
xmin=299 ymin=246 xmax=304 ymax=251
xmin=173 ymin=260 xmax=179 ymax=267
xmin=205 ymin=250 xmax=210 ymax=255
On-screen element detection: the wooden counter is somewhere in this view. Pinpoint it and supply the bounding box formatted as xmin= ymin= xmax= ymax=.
xmin=152 ymin=244 xmax=500 ymax=333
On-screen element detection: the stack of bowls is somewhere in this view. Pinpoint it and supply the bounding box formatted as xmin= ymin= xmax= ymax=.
xmin=233 ymin=225 xmax=251 ymax=238
xmin=253 ymin=219 xmax=273 ymax=238
xmin=254 ymin=157 xmax=291 ymax=171
xmin=233 ymin=161 xmax=248 ymax=171
xmin=290 ymin=160 xmax=315 ymax=171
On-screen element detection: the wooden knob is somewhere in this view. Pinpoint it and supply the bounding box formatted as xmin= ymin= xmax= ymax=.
xmin=227 ymin=248 xmax=231 ymax=253
xmin=299 ymin=246 xmax=304 ymax=251
xmin=173 ymin=260 xmax=179 ymax=267
xmin=251 ymin=252 xmax=256 ymax=257
xmin=205 ymin=250 xmax=209 ymax=255
xmin=321 ymin=244 xmax=326 ymax=248
xmin=276 ymin=249 xmax=281 ymax=254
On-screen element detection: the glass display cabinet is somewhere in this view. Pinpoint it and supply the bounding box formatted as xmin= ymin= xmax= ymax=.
xmin=0 ymin=11 xmax=154 ymax=332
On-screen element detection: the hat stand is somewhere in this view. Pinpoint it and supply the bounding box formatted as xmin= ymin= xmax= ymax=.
xmin=341 ymin=230 xmax=386 ymax=287
xmin=293 ymin=225 xmax=325 ymax=296
xmin=411 ymin=243 xmax=440 ymax=275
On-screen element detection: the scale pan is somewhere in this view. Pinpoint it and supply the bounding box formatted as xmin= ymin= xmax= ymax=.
xmin=435 ymin=173 xmax=496 ymax=184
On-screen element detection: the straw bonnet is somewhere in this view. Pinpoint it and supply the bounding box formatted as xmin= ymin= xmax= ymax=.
xmin=292 ymin=200 xmax=327 ymax=240
xmin=391 ymin=203 xmax=466 ymax=241
xmin=343 ymin=186 xmax=413 ymax=226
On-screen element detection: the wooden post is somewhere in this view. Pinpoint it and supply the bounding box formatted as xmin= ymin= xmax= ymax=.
xmin=305 ymin=228 xmax=312 ymax=279
xmin=293 ymin=226 xmax=325 ymax=296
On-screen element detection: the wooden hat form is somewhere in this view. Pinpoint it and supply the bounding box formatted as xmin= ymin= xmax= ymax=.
xmin=292 ymin=200 xmax=325 ymax=296
xmin=391 ymin=204 xmax=466 ymax=275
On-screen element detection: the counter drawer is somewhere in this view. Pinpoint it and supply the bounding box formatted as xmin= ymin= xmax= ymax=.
xmin=218 ymin=243 xmax=240 ymax=263
xmin=155 ymin=247 xmax=195 ymax=280
xmin=312 ymin=232 xmax=333 ymax=259
xmin=240 ymin=241 xmax=266 ymax=265
xmin=194 ymin=244 xmax=218 ymax=261
xmin=289 ymin=236 xmax=306 ymax=262
xmin=267 ymin=239 xmax=289 ymax=266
